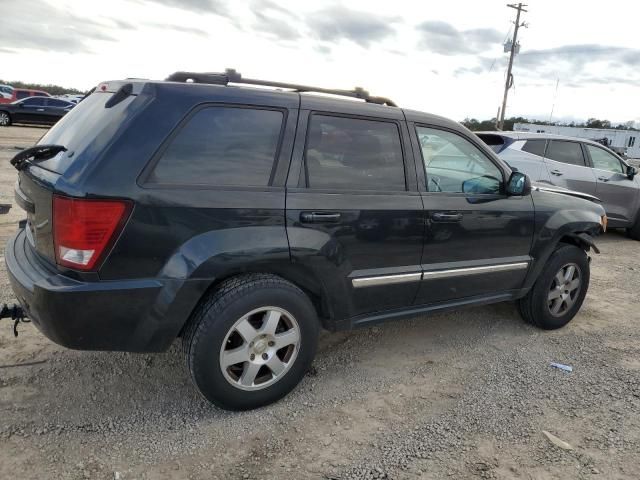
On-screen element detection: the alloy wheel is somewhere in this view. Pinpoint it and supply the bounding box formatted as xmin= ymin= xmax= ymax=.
xmin=547 ymin=263 xmax=582 ymax=317
xmin=219 ymin=306 xmax=301 ymax=391
xmin=0 ymin=113 xmax=9 ymax=126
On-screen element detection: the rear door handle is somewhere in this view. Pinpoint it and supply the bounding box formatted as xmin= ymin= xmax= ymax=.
xmin=36 ymin=108 xmax=45 ymax=112
xmin=431 ymin=212 xmax=463 ymax=223
xmin=550 ymin=169 xmax=563 ymax=176
xmin=300 ymin=212 xmax=341 ymax=223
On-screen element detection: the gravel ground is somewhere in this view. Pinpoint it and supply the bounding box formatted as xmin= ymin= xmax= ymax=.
xmin=0 ymin=126 xmax=639 ymax=479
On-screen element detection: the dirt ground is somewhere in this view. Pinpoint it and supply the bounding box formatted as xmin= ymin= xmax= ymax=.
xmin=0 ymin=126 xmax=639 ymax=480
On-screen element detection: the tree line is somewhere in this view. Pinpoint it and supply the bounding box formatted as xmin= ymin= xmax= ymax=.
xmin=0 ymin=80 xmax=85 ymax=96
xmin=461 ymin=116 xmax=639 ymax=132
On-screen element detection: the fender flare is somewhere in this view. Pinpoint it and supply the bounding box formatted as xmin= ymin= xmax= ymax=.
xmin=565 ymin=232 xmax=600 ymax=254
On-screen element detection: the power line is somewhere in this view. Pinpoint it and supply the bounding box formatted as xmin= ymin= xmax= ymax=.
xmin=497 ymin=3 xmax=527 ymax=130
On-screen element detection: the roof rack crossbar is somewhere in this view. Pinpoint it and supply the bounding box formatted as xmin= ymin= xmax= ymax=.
xmin=165 ymin=69 xmax=397 ymax=107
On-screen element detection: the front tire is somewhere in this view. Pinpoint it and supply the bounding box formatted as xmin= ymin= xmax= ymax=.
xmin=518 ymin=244 xmax=590 ymax=330
xmin=183 ymin=274 xmax=319 ymax=410
xmin=0 ymin=111 xmax=11 ymax=126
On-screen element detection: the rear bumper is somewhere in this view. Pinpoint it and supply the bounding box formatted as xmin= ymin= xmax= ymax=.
xmin=5 ymin=228 xmax=208 ymax=352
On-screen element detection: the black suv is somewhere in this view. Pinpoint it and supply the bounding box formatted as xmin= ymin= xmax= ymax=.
xmin=6 ymin=70 xmax=606 ymax=410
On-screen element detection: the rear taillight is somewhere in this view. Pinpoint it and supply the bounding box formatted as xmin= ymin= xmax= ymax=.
xmin=52 ymin=195 xmax=132 ymax=271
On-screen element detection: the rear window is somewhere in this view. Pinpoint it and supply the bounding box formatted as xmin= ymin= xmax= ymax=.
xmin=148 ymin=107 xmax=284 ymax=187
xmin=545 ymin=140 xmax=585 ymax=166
xmin=36 ymin=92 xmax=137 ymax=174
xmin=304 ymin=115 xmax=406 ymax=190
xmin=521 ymin=139 xmax=546 ymax=157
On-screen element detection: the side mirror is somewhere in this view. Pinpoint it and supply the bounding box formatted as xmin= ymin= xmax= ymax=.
xmin=462 ymin=175 xmax=501 ymax=195
xmin=626 ymin=165 xmax=637 ymax=180
xmin=18 ymin=103 xmax=24 ymax=108
xmin=506 ymin=171 xmax=531 ymax=196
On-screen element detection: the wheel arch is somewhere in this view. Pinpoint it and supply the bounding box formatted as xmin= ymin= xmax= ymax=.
xmin=176 ymin=263 xmax=336 ymax=338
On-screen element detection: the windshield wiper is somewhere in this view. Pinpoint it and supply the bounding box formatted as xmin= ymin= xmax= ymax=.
xmin=10 ymin=144 xmax=67 ymax=171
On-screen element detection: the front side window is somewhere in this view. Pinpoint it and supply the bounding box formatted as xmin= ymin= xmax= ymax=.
xmin=21 ymin=97 xmax=45 ymax=106
xmin=304 ymin=115 xmax=406 ymax=190
xmin=148 ymin=106 xmax=283 ymax=187
xmin=417 ymin=127 xmax=503 ymax=194
xmin=586 ymin=145 xmax=624 ymax=174
xmin=521 ymin=139 xmax=546 ymax=157
xmin=545 ymin=141 xmax=585 ymax=166
xmin=16 ymin=91 xmax=30 ymax=99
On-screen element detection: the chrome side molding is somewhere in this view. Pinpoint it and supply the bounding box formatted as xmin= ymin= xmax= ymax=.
xmin=351 ymin=262 xmax=529 ymax=288
xmin=422 ymin=262 xmax=529 ymax=280
xmin=352 ymin=272 xmax=422 ymax=288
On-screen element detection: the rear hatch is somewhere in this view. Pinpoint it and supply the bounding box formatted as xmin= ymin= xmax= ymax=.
xmin=13 ymin=82 xmax=144 ymax=268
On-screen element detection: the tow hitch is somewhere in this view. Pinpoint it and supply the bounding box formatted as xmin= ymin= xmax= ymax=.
xmin=0 ymin=303 xmax=29 ymax=337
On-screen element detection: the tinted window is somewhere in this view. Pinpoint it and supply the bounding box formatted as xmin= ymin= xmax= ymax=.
xmin=545 ymin=141 xmax=585 ymax=166
xmin=21 ymin=97 xmax=45 ymax=106
xmin=521 ymin=139 xmax=546 ymax=157
xmin=305 ymin=115 xmax=405 ymax=190
xmin=16 ymin=91 xmax=30 ymax=99
xmin=149 ymin=107 xmax=283 ymax=186
xmin=47 ymin=99 xmax=71 ymax=107
xmin=586 ymin=145 xmax=624 ymax=173
xmin=417 ymin=127 xmax=503 ymax=194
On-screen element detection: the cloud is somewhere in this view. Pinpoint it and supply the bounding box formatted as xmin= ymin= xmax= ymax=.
xmin=306 ymin=6 xmax=400 ymax=47
xmin=251 ymin=0 xmax=300 ymax=40
xmin=145 ymin=22 xmax=210 ymax=37
xmin=417 ymin=21 xmax=502 ymax=55
xmin=518 ymin=44 xmax=640 ymax=69
xmin=0 ymin=1 xmax=115 ymax=53
xmin=141 ymin=0 xmax=230 ymax=16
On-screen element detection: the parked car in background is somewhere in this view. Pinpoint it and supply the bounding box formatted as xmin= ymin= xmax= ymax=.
xmin=0 ymin=88 xmax=50 ymax=104
xmin=5 ymin=70 xmax=605 ymax=410
xmin=478 ymin=132 xmax=640 ymax=239
xmin=0 ymin=84 xmax=14 ymax=99
xmin=0 ymin=97 xmax=74 ymax=126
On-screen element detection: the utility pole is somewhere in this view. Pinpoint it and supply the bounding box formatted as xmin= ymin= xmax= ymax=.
xmin=498 ymin=3 xmax=527 ymax=130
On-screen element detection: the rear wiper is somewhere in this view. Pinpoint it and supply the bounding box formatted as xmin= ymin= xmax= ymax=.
xmin=10 ymin=144 xmax=67 ymax=171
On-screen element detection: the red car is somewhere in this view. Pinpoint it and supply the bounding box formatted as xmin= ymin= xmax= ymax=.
xmin=0 ymin=88 xmax=50 ymax=104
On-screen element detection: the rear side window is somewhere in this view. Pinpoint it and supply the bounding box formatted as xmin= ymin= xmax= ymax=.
xmin=304 ymin=115 xmax=405 ymax=190
xmin=47 ymin=99 xmax=70 ymax=107
xmin=545 ymin=141 xmax=585 ymax=166
xmin=521 ymin=139 xmax=546 ymax=157
xmin=149 ymin=107 xmax=283 ymax=187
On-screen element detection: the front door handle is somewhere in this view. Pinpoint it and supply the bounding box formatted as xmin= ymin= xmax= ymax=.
xmin=431 ymin=212 xmax=463 ymax=223
xmin=597 ymin=176 xmax=610 ymax=182
xmin=550 ymin=169 xmax=563 ymax=176
xmin=36 ymin=108 xmax=45 ymax=112
xmin=300 ymin=212 xmax=341 ymax=223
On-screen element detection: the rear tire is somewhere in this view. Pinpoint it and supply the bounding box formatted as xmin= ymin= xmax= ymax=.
xmin=183 ymin=274 xmax=319 ymax=410
xmin=0 ymin=111 xmax=11 ymax=126
xmin=518 ymin=244 xmax=590 ymax=330
xmin=627 ymin=215 xmax=640 ymax=240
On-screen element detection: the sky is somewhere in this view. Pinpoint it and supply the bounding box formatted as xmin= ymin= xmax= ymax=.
xmin=2 ymin=0 xmax=640 ymax=124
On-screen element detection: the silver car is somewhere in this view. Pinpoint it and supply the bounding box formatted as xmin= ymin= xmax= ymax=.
xmin=477 ymin=132 xmax=640 ymax=239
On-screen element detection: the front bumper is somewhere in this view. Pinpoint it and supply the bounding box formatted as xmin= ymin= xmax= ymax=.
xmin=5 ymin=228 xmax=205 ymax=352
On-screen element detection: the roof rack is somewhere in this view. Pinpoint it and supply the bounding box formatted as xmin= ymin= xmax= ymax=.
xmin=165 ymin=68 xmax=397 ymax=107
